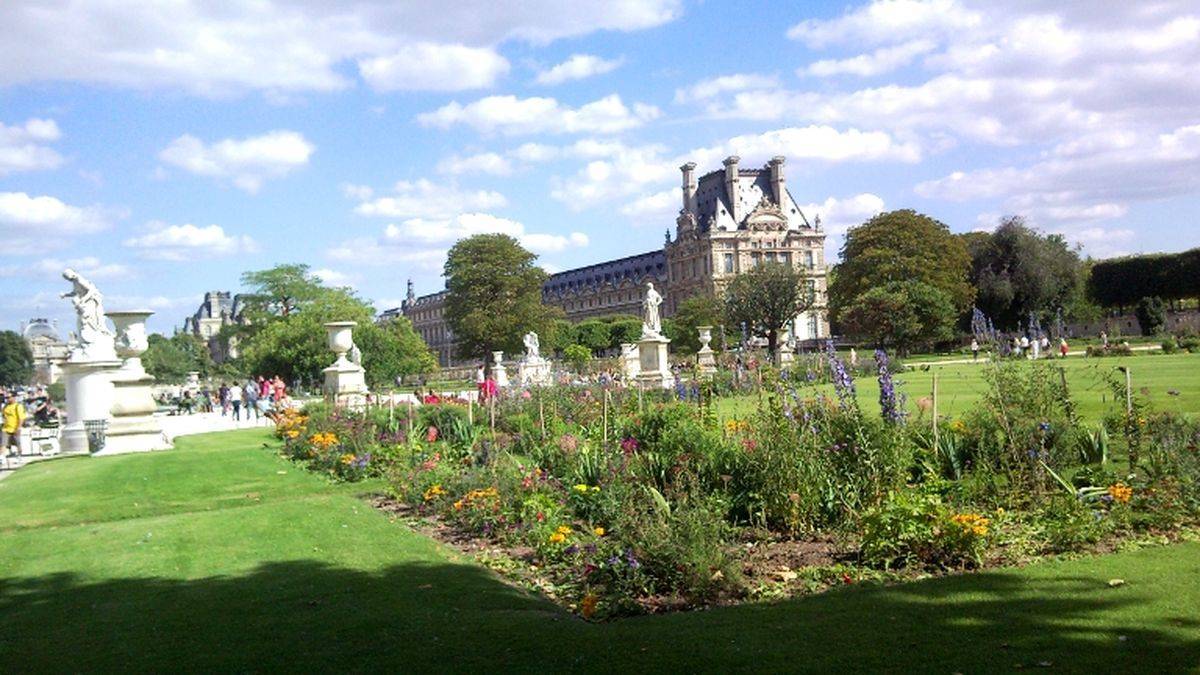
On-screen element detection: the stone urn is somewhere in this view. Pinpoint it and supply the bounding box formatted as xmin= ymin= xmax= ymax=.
xmin=108 ymin=310 xmax=153 ymax=363
xmin=103 ymin=309 xmax=169 ymax=453
xmin=325 ymin=321 xmax=357 ymax=363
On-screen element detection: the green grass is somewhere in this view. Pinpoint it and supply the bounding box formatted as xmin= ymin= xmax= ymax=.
xmin=719 ymin=351 xmax=1200 ymax=423
xmin=2 ymin=430 xmax=1199 ymax=671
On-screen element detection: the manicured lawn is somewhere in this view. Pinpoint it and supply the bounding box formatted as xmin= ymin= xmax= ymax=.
xmin=718 ymin=352 xmax=1200 ymax=423
xmin=2 ymin=430 xmax=1198 ymax=671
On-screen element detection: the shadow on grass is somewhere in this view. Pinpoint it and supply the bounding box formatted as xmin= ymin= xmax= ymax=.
xmin=2 ymin=557 xmax=1198 ymax=672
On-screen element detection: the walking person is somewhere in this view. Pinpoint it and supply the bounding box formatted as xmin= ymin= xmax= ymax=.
xmin=219 ymin=383 xmax=231 ymax=416
xmin=231 ymin=384 xmax=242 ymax=421
xmin=970 ymin=338 xmax=980 ymax=361
xmin=3 ymin=393 xmax=27 ymax=465
xmin=243 ymin=380 xmax=259 ymax=423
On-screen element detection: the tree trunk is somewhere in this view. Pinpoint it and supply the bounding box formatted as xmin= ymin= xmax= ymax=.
xmin=766 ymin=328 xmax=777 ymax=357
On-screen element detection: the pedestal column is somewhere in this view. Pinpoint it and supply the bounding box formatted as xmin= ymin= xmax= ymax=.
xmin=61 ymin=359 xmax=122 ymax=454
xmin=103 ymin=310 xmax=170 ymax=454
xmin=323 ymin=322 xmax=367 ymax=407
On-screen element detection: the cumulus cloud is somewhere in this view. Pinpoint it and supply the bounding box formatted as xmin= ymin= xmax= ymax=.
xmin=534 ymin=54 xmax=622 ymax=85
xmin=0 ymin=118 xmax=63 ymax=175
xmin=436 ymin=152 xmax=513 ymax=176
xmin=353 ymin=179 xmax=507 ymax=219
xmin=803 ymin=40 xmax=936 ymax=77
xmin=0 ymin=256 xmax=131 ymax=280
xmin=417 ymin=94 xmax=660 ymax=135
xmin=312 ymin=268 xmax=358 ymax=288
xmin=122 ymin=222 xmax=258 ymax=261
xmin=0 ymin=192 xmax=112 ymax=254
xmin=673 ymin=74 xmax=779 ymax=104
xmin=359 ymin=43 xmax=509 ymax=91
xmin=0 ymin=1 xmax=681 ymax=96
xmin=159 ymin=130 xmax=314 ymax=193
xmin=787 ymin=0 xmax=980 ymax=48
xmin=795 ymin=193 xmax=887 ymax=259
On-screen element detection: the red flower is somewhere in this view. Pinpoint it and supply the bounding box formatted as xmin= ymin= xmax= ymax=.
xmin=841 ymin=573 xmax=854 ymax=584
xmin=426 ymin=426 xmax=439 ymax=443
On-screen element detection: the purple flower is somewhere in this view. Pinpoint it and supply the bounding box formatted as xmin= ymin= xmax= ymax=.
xmin=875 ymin=349 xmax=905 ymax=425
xmin=624 ymin=548 xmax=640 ymax=570
xmin=824 ymin=340 xmax=856 ymax=409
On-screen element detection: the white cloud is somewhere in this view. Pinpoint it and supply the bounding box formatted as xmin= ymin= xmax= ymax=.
xmin=620 ymin=189 xmax=678 ymax=224
xmin=417 ymin=94 xmax=660 ymax=135
xmin=437 ymin=152 xmax=513 ymax=176
xmin=123 ymin=222 xmax=258 ymax=261
xmin=0 ymin=256 xmax=131 ymax=280
xmin=0 ymin=192 xmax=112 ymax=254
xmin=0 ymin=1 xmax=681 ymax=96
xmin=159 ymin=130 xmax=314 ymax=193
xmin=353 ymin=179 xmax=507 ymax=219
xmin=511 ymin=143 xmax=560 ymax=162
xmin=673 ymin=74 xmax=779 ymax=104
xmin=787 ymin=0 xmax=980 ymax=48
xmin=0 ymin=118 xmax=63 ymax=175
xmin=359 ymin=43 xmax=509 ymax=91
xmin=804 ymin=40 xmax=936 ymax=77
xmin=331 ymin=212 xmax=588 ymax=266
xmin=534 ymin=54 xmax=622 ymax=85
xmin=795 ymin=194 xmax=887 ymax=235
xmin=312 ymin=268 xmax=358 ymax=288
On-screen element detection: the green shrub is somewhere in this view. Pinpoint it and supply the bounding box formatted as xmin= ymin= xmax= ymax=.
xmin=860 ymin=490 xmax=990 ymax=569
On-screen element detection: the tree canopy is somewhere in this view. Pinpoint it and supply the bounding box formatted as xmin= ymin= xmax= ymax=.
xmin=722 ymin=263 xmax=813 ymax=355
xmin=143 ymin=333 xmax=213 ymax=382
xmin=840 ymin=281 xmax=957 ymax=355
xmin=0 ymin=331 xmax=34 ymax=387
xmin=831 ymin=209 xmax=974 ymax=325
xmin=965 ymin=217 xmax=1084 ymax=329
xmin=443 ymin=234 xmax=560 ymax=361
xmin=670 ymin=294 xmax=724 ymax=355
xmin=1088 ymin=247 xmax=1200 ymax=309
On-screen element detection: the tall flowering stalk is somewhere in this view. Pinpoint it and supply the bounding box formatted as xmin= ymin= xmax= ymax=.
xmin=824 ymin=340 xmax=856 ymax=410
xmin=970 ymin=307 xmax=998 ymax=347
xmin=875 ymin=349 xmax=905 ymax=424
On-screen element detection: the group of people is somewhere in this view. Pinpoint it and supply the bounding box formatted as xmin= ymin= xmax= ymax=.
xmin=969 ymin=335 xmax=1070 ymax=361
xmin=2 ymin=386 xmax=60 ymax=463
xmin=175 ymin=375 xmax=291 ymax=421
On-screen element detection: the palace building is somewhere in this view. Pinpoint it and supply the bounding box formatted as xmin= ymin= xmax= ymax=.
xmin=383 ymin=155 xmax=829 ymax=366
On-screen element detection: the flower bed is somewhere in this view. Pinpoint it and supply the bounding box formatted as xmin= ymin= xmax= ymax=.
xmin=272 ymin=344 xmax=1200 ymax=620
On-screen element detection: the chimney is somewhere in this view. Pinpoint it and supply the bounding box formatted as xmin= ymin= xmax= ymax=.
xmin=769 ymin=156 xmax=786 ymax=208
xmin=723 ymin=155 xmax=741 ymax=223
xmin=680 ymin=162 xmax=697 ymax=213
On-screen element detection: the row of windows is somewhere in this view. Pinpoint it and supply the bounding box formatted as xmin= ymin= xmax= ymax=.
xmin=720 ymin=250 xmax=817 ymax=273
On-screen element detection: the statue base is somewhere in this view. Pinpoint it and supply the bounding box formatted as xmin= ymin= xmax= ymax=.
xmin=491 ymin=363 xmax=509 ymax=388
xmin=324 ymin=357 xmax=368 ymax=408
xmin=103 ymin=358 xmax=171 ymax=455
xmin=697 ymin=346 xmax=717 ymax=377
xmin=636 ymin=334 xmax=675 ymax=390
xmin=775 ymin=350 xmax=795 ymax=368
xmin=61 ymin=359 xmax=122 ymax=454
xmin=517 ymin=358 xmax=552 ymax=387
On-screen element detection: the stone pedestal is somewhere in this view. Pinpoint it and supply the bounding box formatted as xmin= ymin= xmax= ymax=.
xmin=517 ymin=358 xmax=552 ymax=386
xmin=636 ymin=334 xmax=674 ymax=389
xmin=775 ymin=350 xmax=795 ymax=368
xmin=696 ymin=326 xmax=717 ymax=377
xmin=185 ymin=370 xmax=200 ymax=394
xmin=61 ymin=359 xmax=122 ymax=454
xmin=620 ymin=343 xmax=641 ymax=381
xmin=323 ymin=322 xmax=368 ymax=407
xmin=102 ymin=310 xmax=170 ymax=455
xmin=491 ymin=351 xmax=509 ymax=387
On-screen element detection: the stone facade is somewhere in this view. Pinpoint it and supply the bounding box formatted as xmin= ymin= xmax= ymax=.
xmin=22 ymin=318 xmax=69 ymax=385
xmin=182 ymin=291 xmax=246 ymax=362
xmin=384 ymin=155 xmax=829 ymax=366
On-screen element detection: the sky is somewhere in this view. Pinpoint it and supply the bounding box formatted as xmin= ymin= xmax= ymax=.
xmin=2 ymin=0 xmax=1199 ymax=336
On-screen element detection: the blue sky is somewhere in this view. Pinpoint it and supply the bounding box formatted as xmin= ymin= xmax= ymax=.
xmin=2 ymin=0 xmax=1198 ymax=335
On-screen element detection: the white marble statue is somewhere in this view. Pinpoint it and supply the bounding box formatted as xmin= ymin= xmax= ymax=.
xmin=523 ymin=331 xmax=541 ymax=361
xmin=61 ymin=268 xmax=116 ymax=361
xmin=642 ymin=282 xmax=663 ymax=337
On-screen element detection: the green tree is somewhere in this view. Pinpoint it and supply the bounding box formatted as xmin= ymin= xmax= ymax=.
xmin=358 ymin=316 xmax=439 ymax=385
xmin=562 ymin=344 xmax=591 ymax=372
xmin=544 ymin=319 xmax=575 ymax=354
xmin=142 ymin=333 xmax=211 ymax=382
xmin=840 ymin=281 xmax=957 ymax=355
xmin=606 ymin=317 xmax=643 ymax=350
xmin=831 ymin=209 xmax=974 ymax=325
xmin=0 ymin=330 xmax=34 ymax=386
xmin=1135 ymin=296 xmax=1167 ymax=336
xmin=574 ymin=319 xmax=611 ymax=354
xmin=443 ymin=234 xmax=559 ymax=362
xmin=965 ymin=217 xmax=1084 ymax=329
xmin=239 ymin=263 xmax=326 ymax=321
xmin=722 ymin=263 xmax=813 ymax=356
xmin=670 ymin=294 xmax=724 ymax=355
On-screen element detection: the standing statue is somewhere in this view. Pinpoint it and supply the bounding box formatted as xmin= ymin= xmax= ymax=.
xmin=348 ymin=341 xmax=362 ymax=366
xmin=642 ymin=282 xmax=663 ymax=337
xmin=523 ymin=331 xmax=541 ymax=361
xmin=61 ymin=268 xmax=115 ymax=361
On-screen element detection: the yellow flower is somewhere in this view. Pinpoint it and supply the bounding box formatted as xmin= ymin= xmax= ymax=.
xmin=340 ymin=453 xmax=355 ymax=465
xmin=285 ymin=430 xmax=300 ymax=439
xmin=1107 ymin=483 xmax=1132 ymax=504
xmin=580 ymin=592 xmax=599 ymax=619
xmin=593 ymin=527 xmax=605 ymax=537
xmin=556 ymin=525 xmax=573 ymax=535
xmin=548 ymin=532 xmax=566 ymax=544
xmin=950 ymin=513 xmax=990 ymax=537
xmin=423 ymin=484 xmax=446 ymax=501
xmin=573 ymin=484 xmax=589 ymax=493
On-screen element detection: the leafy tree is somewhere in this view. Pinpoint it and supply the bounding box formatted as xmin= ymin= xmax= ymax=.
xmin=1135 ymin=296 xmax=1167 ymax=336
xmin=965 ymin=217 xmax=1084 ymax=329
xmin=0 ymin=330 xmax=33 ymax=386
xmin=143 ymin=333 xmax=212 ymax=382
xmin=443 ymin=234 xmax=560 ymax=362
xmin=840 ymin=281 xmax=957 ymax=355
xmin=574 ymin=320 xmax=611 ymax=354
xmin=722 ymin=263 xmax=813 ymax=356
xmin=239 ymin=263 xmax=326 ymax=321
xmin=670 ymin=294 xmax=724 ymax=355
xmin=1089 ymin=247 xmax=1200 ymax=309
xmin=831 ymin=209 xmax=974 ymax=325
xmin=562 ymin=344 xmax=591 ymax=372
xmin=606 ymin=318 xmax=643 ymax=350
xmin=238 ymin=273 xmax=436 ymax=387
xmin=544 ymin=319 xmax=575 ymax=354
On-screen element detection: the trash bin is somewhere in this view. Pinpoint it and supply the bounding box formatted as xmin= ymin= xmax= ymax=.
xmin=84 ymin=419 xmax=108 ymax=454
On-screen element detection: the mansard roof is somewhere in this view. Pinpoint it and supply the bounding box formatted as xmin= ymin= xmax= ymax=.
xmin=542 ymin=250 xmax=666 ymax=295
xmin=689 ymin=163 xmax=813 ymax=233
